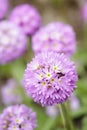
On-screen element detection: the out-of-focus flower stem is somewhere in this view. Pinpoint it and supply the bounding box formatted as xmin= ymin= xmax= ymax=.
xmin=59 ymin=103 xmax=75 ymax=130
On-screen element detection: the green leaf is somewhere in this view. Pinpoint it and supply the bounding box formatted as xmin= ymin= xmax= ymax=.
xmin=82 ymin=117 xmax=87 ymax=130
xmin=10 ymin=60 xmax=25 ymax=82
xmin=41 ymin=118 xmax=56 ymax=130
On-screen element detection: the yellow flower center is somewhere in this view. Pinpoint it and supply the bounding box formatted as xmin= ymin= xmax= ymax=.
xmin=39 ymin=74 xmax=43 ymax=79
xmin=47 ymin=73 xmax=51 ymax=77
xmin=51 ymin=78 xmax=55 ymax=82
xmin=13 ymin=126 xmax=18 ymax=130
xmin=53 ymin=66 xmax=58 ymax=71
xmin=16 ymin=119 xmax=20 ymax=123
xmin=42 ymin=82 xmax=46 ymax=86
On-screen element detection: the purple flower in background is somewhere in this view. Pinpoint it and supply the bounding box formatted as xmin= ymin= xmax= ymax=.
xmin=70 ymin=94 xmax=80 ymax=111
xmin=24 ymin=52 xmax=78 ymax=106
xmin=46 ymin=105 xmax=59 ymax=118
xmin=0 ymin=0 xmax=9 ymax=19
xmin=0 ymin=20 xmax=27 ymax=64
xmin=82 ymin=2 xmax=87 ymax=23
xmin=0 ymin=104 xmax=37 ymax=130
xmin=1 ymin=79 xmax=23 ymax=106
xmin=9 ymin=4 xmax=42 ymax=35
xmin=32 ymin=22 xmax=76 ymax=56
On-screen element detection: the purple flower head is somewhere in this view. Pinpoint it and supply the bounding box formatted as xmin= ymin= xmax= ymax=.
xmin=0 ymin=20 xmax=28 ymax=64
xmin=1 ymin=79 xmax=23 ymax=106
xmin=9 ymin=4 xmax=42 ymax=35
xmin=0 ymin=104 xmax=37 ymax=130
xmin=24 ymin=52 xmax=78 ymax=106
xmin=32 ymin=22 xmax=76 ymax=56
xmin=0 ymin=0 xmax=9 ymax=19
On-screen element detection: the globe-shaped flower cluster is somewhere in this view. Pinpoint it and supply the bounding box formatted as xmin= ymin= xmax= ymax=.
xmin=24 ymin=52 xmax=78 ymax=106
xmin=0 ymin=21 xmax=27 ymax=64
xmin=0 ymin=105 xmax=37 ymax=130
xmin=32 ymin=22 xmax=76 ymax=56
xmin=9 ymin=4 xmax=42 ymax=35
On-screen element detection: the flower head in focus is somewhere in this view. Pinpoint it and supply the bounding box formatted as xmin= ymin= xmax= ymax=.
xmin=0 ymin=20 xmax=27 ymax=64
xmin=32 ymin=22 xmax=76 ymax=56
xmin=9 ymin=4 xmax=42 ymax=35
xmin=0 ymin=104 xmax=37 ymax=130
xmin=24 ymin=52 xmax=78 ymax=106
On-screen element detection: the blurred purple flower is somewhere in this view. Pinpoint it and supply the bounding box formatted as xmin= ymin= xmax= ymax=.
xmin=32 ymin=22 xmax=76 ymax=56
xmin=9 ymin=4 xmax=42 ymax=35
xmin=70 ymin=94 xmax=80 ymax=111
xmin=1 ymin=79 xmax=23 ymax=106
xmin=0 ymin=20 xmax=28 ymax=64
xmin=0 ymin=0 xmax=9 ymax=19
xmin=0 ymin=104 xmax=37 ymax=130
xmin=46 ymin=105 xmax=59 ymax=118
xmin=82 ymin=2 xmax=87 ymax=23
xmin=24 ymin=52 xmax=78 ymax=106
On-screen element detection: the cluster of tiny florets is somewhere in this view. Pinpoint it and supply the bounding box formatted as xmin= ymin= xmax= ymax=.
xmin=0 ymin=105 xmax=37 ymax=130
xmin=9 ymin=4 xmax=42 ymax=35
xmin=0 ymin=20 xmax=27 ymax=64
xmin=24 ymin=52 xmax=78 ymax=106
xmin=32 ymin=22 xmax=76 ymax=56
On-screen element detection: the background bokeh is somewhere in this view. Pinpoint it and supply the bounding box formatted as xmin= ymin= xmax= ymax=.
xmin=0 ymin=0 xmax=87 ymax=130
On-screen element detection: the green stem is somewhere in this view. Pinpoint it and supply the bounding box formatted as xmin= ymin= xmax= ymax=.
xmin=26 ymin=37 xmax=34 ymax=62
xmin=59 ymin=103 xmax=75 ymax=130
xmin=59 ymin=104 xmax=66 ymax=130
